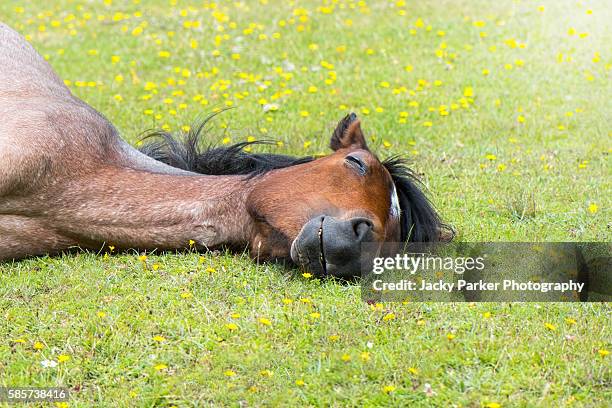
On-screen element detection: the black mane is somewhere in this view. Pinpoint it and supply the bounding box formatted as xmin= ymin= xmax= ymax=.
xmin=382 ymin=156 xmax=453 ymax=243
xmin=139 ymin=114 xmax=451 ymax=243
xmin=139 ymin=114 xmax=314 ymax=177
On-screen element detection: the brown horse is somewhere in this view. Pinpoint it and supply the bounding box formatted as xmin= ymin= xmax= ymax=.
xmin=0 ymin=23 xmax=451 ymax=277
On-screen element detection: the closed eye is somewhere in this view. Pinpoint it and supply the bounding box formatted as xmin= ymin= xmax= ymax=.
xmin=344 ymin=155 xmax=368 ymax=176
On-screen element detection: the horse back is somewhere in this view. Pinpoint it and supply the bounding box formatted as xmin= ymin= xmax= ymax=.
xmin=0 ymin=22 xmax=71 ymax=100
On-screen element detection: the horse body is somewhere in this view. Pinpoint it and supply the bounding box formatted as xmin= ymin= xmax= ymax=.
xmin=0 ymin=22 xmax=448 ymax=276
xmin=0 ymin=23 xmax=253 ymax=260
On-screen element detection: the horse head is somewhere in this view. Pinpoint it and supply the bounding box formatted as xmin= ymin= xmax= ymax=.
xmin=141 ymin=112 xmax=453 ymax=277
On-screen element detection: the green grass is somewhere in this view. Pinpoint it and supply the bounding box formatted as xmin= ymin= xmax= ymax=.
xmin=1 ymin=0 xmax=610 ymax=406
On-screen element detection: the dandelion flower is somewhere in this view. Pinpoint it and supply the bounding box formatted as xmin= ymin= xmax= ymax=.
xmin=258 ymin=317 xmax=272 ymax=326
xmin=544 ymin=323 xmax=557 ymax=331
xmin=383 ymin=313 xmax=395 ymax=321
xmin=57 ymin=354 xmax=70 ymax=363
xmin=382 ymin=385 xmax=396 ymax=394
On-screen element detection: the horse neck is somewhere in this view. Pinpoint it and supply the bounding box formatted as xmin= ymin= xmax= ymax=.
xmin=38 ymin=167 xmax=258 ymax=251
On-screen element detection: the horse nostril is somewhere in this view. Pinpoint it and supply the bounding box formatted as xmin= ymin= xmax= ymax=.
xmin=350 ymin=218 xmax=373 ymax=241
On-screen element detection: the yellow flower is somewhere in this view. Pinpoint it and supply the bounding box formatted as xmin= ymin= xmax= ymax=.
xmin=565 ymin=318 xmax=576 ymax=325
xmin=408 ymin=367 xmax=419 ymax=375
xmin=309 ymin=312 xmax=321 ymax=319
xmin=138 ymin=255 xmax=147 ymax=262
xmin=154 ymin=363 xmax=168 ymax=371
xmin=382 ymin=385 xmax=396 ymax=394
xmin=258 ymin=317 xmax=272 ymax=326
xmin=282 ymin=298 xmax=293 ymax=305
xmin=97 ymin=311 xmax=107 ymax=318
xmin=153 ymin=335 xmax=166 ymax=342
xmin=463 ymin=86 xmax=474 ymax=97
xmin=341 ymin=353 xmax=351 ymax=362
xmin=544 ymin=323 xmax=557 ymax=331
xmin=598 ymin=349 xmax=610 ymax=357
xmin=302 ymin=272 xmax=312 ymax=278
xmin=383 ymin=313 xmax=395 ymax=321
xmin=57 ymin=354 xmax=70 ymax=363
xmin=295 ymin=379 xmax=305 ymax=386
xmin=260 ymin=369 xmax=273 ymax=377
xmin=588 ymin=203 xmax=598 ymax=214
xmin=33 ymin=342 xmax=44 ymax=350
xmin=180 ymin=292 xmax=192 ymax=299
xmin=225 ymin=323 xmax=238 ymax=331
xmin=446 ymin=333 xmax=456 ymax=340
xmin=484 ymin=403 xmax=501 ymax=408
xmin=483 ymin=312 xmax=492 ymax=319
xmin=224 ymin=369 xmax=236 ymax=377
xmin=329 ymin=334 xmax=340 ymax=341
xmin=360 ymin=352 xmax=371 ymax=361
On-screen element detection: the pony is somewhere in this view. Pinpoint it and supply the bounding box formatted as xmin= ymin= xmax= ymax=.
xmin=0 ymin=22 xmax=451 ymax=277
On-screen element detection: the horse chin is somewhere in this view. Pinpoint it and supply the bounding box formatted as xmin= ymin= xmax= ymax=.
xmin=290 ymin=216 xmax=327 ymax=276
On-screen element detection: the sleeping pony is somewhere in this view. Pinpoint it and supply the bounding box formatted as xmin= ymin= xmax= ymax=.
xmin=0 ymin=22 xmax=451 ymax=277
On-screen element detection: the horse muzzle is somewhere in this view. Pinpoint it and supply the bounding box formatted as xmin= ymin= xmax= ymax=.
xmin=290 ymin=215 xmax=374 ymax=278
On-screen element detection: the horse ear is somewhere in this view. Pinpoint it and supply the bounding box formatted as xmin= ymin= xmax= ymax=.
xmin=330 ymin=113 xmax=368 ymax=151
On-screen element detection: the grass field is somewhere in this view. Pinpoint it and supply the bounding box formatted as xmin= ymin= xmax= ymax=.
xmin=1 ymin=0 xmax=610 ymax=406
